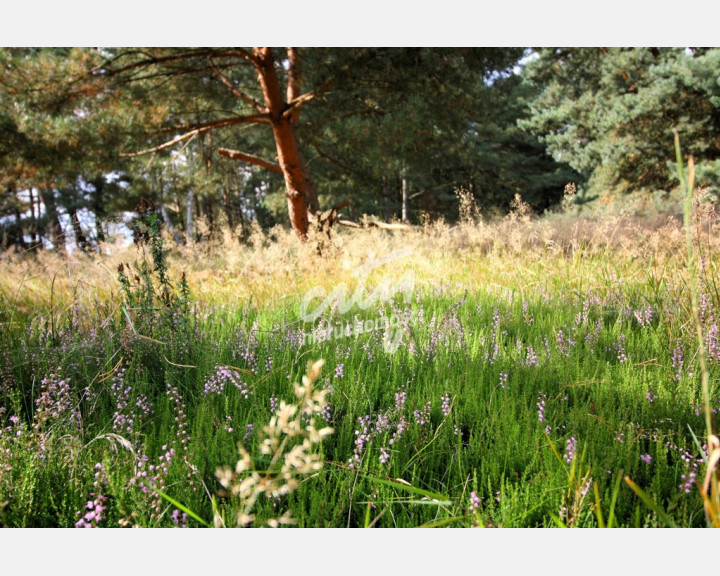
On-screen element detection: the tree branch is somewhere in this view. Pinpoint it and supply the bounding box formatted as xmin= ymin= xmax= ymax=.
xmin=101 ymin=48 xmax=249 ymax=77
xmin=160 ymin=114 xmax=270 ymax=134
xmin=208 ymin=58 xmax=267 ymax=113
xmin=286 ymin=48 xmax=302 ymax=126
xmin=121 ymin=115 xmax=269 ymax=157
xmin=217 ymin=148 xmax=282 ymax=174
xmin=282 ymin=92 xmax=317 ymax=119
xmin=336 ymin=219 xmax=423 ymax=232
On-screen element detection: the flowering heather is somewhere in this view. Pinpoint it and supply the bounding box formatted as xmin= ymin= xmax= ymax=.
xmin=580 ymin=476 xmax=593 ymax=497
xmin=34 ymin=374 xmax=81 ymax=436
xmin=499 ymin=371 xmax=508 ymax=389
xmin=413 ymin=401 xmax=432 ymax=427
xmin=537 ymin=393 xmax=547 ymax=423
xmin=441 ymin=392 xmax=451 ymax=417
xmin=171 ymin=509 xmax=188 ymax=528
xmin=485 ymin=307 xmax=502 ymax=365
xmin=584 ymin=319 xmax=603 ymax=349
xmin=109 ymin=367 xmax=152 ymax=437
xmin=321 ymin=401 xmax=332 ymax=422
xmin=203 ymin=366 xmax=251 ymax=399
xmin=555 ymin=329 xmax=575 ymax=358
xmin=564 ymin=437 xmax=578 ymax=464
xmin=75 ymin=463 xmax=108 ymax=528
xmin=615 ymin=334 xmax=628 ymax=363
xmin=349 ymin=415 xmax=373 ymax=469
xmin=7 ymin=217 xmax=720 ymax=528
xmin=234 ymin=321 xmax=260 ymax=373
xmin=388 ymin=417 xmax=409 ymax=447
xmin=633 ymin=306 xmax=653 ymax=328
xmin=671 ymin=344 xmax=685 ymax=382
xmin=379 ymin=447 xmax=390 ymax=464
xmin=522 ymin=300 xmax=534 ymax=325
xmin=395 ymin=387 xmax=407 ymax=411
xmin=523 ymin=345 xmax=540 ymax=367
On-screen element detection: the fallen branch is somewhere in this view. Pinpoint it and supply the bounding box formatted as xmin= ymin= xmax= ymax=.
xmin=336 ymin=219 xmax=423 ymax=232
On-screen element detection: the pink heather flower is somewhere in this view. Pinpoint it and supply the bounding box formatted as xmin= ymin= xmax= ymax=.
xmin=441 ymin=392 xmax=451 ymax=417
xmin=499 ymin=372 xmax=508 ymax=389
xmin=470 ymin=492 xmax=482 ymax=511
xmin=395 ymin=388 xmax=407 ymax=411
xmin=379 ymin=447 xmax=390 ymax=464
xmin=580 ymin=476 xmax=593 ymax=497
xmin=640 ymin=454 xmax=652 ymax=465
xmin=564 ymin=437 xmax=578 ymax=464
xmin=537 ymin=393 xmax=547 ymax=422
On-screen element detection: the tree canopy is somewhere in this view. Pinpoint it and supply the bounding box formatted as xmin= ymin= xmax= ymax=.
xmin=1 ymin=46 xmax=715 ymax=252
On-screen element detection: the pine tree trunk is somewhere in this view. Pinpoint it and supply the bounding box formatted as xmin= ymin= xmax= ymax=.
xmin=71 ymin=208 xmax=89 ymax=253
xmin=401 ymin=171 xmax=409 ymax=223
xmin=37 ymin=183 xmax=65 ymax=252
xmin=90 ymin=176 xmax=106 ymax=244
xmin=253 ymin=47 xmax=319 ymax=240
xmin=14 ymin=208 xmax=26 ymax=249
xmin=28 ymin=187 xmax=39 ymax=248
xmin=194 ymin=193 xmax=202 ymax=241
xmin=186 ymin=189 xmax=194 ymax=245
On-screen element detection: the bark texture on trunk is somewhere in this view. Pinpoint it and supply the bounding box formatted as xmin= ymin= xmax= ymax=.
xmin=71 ymin=208 xmax=89 ymax=253
xmin=253 ymin=47 xmax=319 ymax=240
xmin=37 ymin=184 xmax=65 ymax=252
xmin=186 ymin=188 xmax=194 ymax=246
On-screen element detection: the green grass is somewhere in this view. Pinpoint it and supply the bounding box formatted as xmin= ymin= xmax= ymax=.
xmin=1 ymin=237 xmax=717 ymax=527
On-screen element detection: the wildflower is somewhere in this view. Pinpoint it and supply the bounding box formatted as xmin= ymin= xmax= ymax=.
xmin=564 ymin=437 xmax=578 ymax=464
xmin=441 ymin=392 xmax=451 ymax=417
xmin=640 ymin=454 xmax=652 ymax=465
xmin=395 ymin=388 xmax=407 ymax=411
xmin=537 ymin=393 xmax=547 ymax=423
xmin=379 ymin=447 xmax=390 ymax=464
xmin=671 ymin=345 xmax=684 ymax=382
xmin=499 ymin=371 xmax=508 ymax=389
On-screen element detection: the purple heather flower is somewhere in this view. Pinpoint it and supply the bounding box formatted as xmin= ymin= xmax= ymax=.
xmin=499 ymin=372 xmax=508 ymax=389
xmin=379 ymin=447 xmax=390 ymax=464
xmin=564 ymin=436 xmax=578 ymax=464
xmin=441 ymin=392 xmax=451 ymax=417
xmin=640 ymin=454 xmax=652 ymax=465
xmin=537 ymin=393 xmax=547 ymax=423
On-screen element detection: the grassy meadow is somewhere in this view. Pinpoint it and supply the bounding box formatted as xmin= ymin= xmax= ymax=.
xmin=1 ymin=193 xmax=719 ymax=528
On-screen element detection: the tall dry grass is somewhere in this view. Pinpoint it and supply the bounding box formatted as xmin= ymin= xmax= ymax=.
xmin=0 ymin=189 xmax=716 ymax=319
